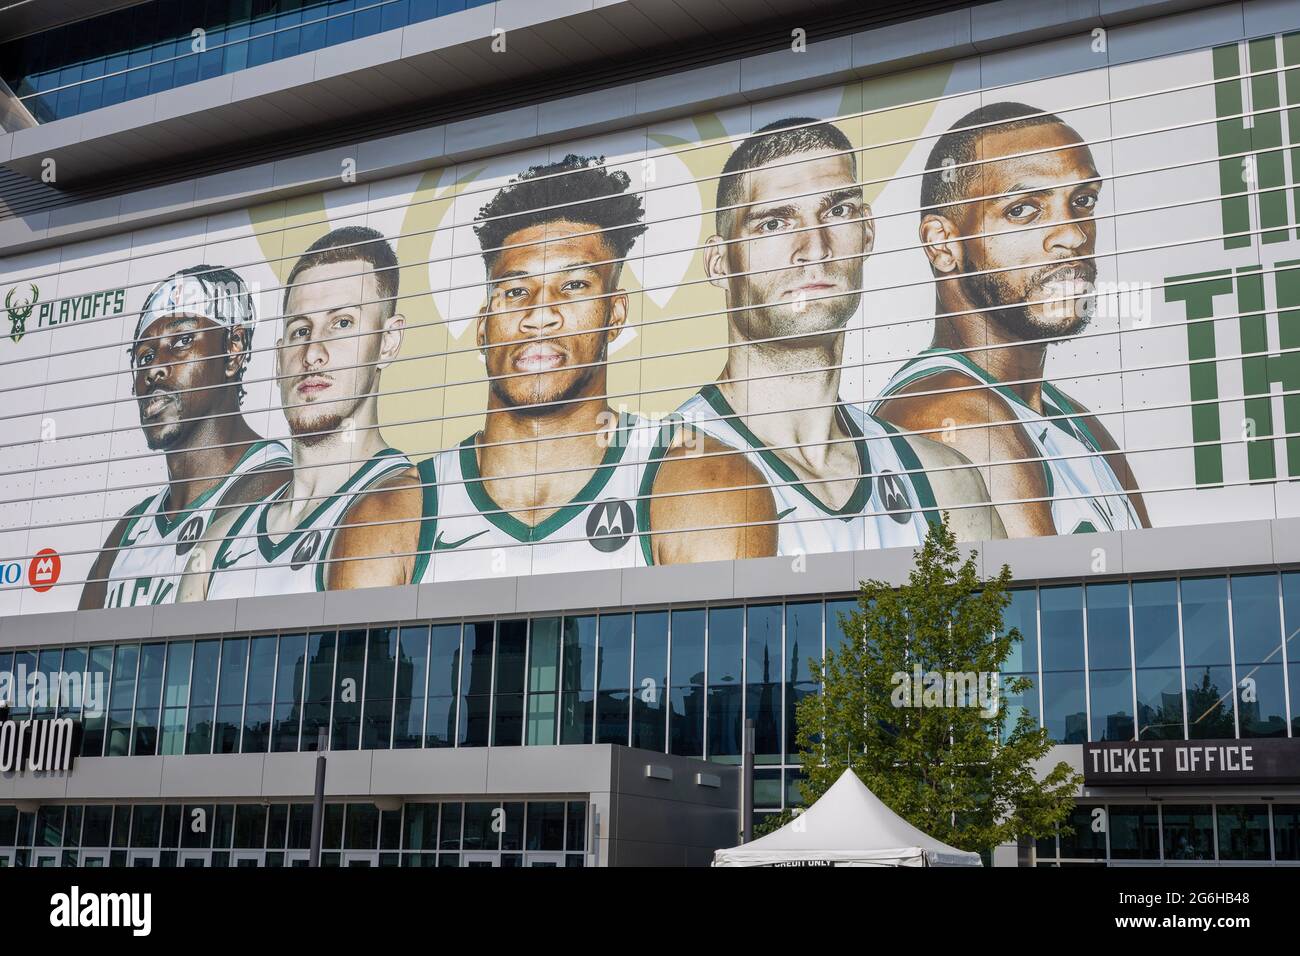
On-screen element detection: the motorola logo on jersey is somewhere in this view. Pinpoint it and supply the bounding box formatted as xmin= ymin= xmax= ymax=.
xmin=586 ymin=500 xmax=635 ymax=553
xmin=175 ymin=516 xmax=205 ymax=556
xmin=28 ymin=548 xmax=61 ymax=592
xmin=291 ymin=531 xmax=323 ymax=570
xmin=876 ymin=472 xmax=913 ymax=524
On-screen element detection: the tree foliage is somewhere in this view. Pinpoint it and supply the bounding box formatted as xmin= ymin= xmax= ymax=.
xmin=762 ymin=517 xmax=1080 ymax=854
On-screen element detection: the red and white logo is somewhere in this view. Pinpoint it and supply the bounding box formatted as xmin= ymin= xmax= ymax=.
xmin=28 ymin=548 xmax=60 ymax=592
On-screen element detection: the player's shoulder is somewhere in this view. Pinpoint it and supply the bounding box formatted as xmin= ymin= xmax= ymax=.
xmin=878 ymin=365 xmax=1011 ymax=425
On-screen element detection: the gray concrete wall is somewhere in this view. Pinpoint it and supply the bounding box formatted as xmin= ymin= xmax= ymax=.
xmin=604 ymin=748 xmax=739 ymax=867
xmin=4 ymin=515 xmax=1298 ymax=650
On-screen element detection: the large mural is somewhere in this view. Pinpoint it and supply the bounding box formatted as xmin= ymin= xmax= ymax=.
xmin=1 ymin=28 xmax=1298 ymax=614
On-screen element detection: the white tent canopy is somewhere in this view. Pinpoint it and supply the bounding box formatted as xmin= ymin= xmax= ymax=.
xmin=713 ymin=768 xmax=983 ymax=867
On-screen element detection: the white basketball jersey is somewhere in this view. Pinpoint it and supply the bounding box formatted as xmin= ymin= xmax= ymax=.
xmin=873 ymin=348 xmax=1140 ymax=534
xmin=673 ymin=384 xmax=938 ymax=556
xmin=103 ymin=439 xmax=289 ymax=608
xmin=207 ymin=448 xmax=413 ymax=598
xmin=412 ymin=414 xmax=673 ymax=582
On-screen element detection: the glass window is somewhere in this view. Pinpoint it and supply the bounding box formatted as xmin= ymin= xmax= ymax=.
xmin=362 ymin=627 xmax=397 ymax=750
xmin=34 ymin=648 xmax=61 ymax=718
xmin=344 ymin=804 xmax=379 ymax=850
xmin=1230 ymin=574 xmax=1282 ymax=665
xmin=1108 ymin=805 xmax=1160 ymax=860
xmin=1236 ymin=663 xmax=1287 ymax=737
xmin=331 ymin=630 xmax=366 ymax=750
xmin=233 ymin=805 xmax=267 ymax=850
xmin=1058 ymin=804 xmax=1106 ymax=860
xmin=565 ymin=802 xmax=586 ymax=851
xmin=1181 ymin=577 xmax=1230 ymax=667
xmin=402 ymin=803 xmax=439 ymax=851
xmin=754 ymin=768 xmax=782 ymax=809
xmin=1088 ymin=668 xmax=1133 ymax=742
xmin=1273 ymin=804 xmax=1300 ymax=860
xmin=1135 ymin=666 xmax=1184 ymax=740
xmin=35 ymin=806 xmax=63 ymax=847
xmin=707 ymin=606 xmax=743 ymax=760
xmin=780 ymin=606 xmax=821 ymax=764
xmin=746 ymin=604 xmax=782 ymax=763
xmin=131 ymin=644 xmax=166 ymax=755
xmin=62 ymin=646 xmax=90 ymax=717
xmin=1001 ymin=588 xmax=1038 ymax=674
xmin=462 ymin=803 xmax=497 ymax=851
xmin=1086 ymin=582 xmax=1131 ymax=670
xmin=180 ymin=805 xmax=213 ymax=849
xmin=130 ymin=805 xmax=162 ymax=849
xmin=393 ymin=626 xmax=429 ymax=749
xmin=502 ymin=803 xmax=525 ymax=852
xmin=302 ymin=631 xmax=335 ymax=751
xmin=1040 ymin=585 xmax=1084 ymax=672
xmin=159 ymin=642 xmax=192 ymax=755
xmin=1216 ymin=805 xmax=1270 ymax=861
xmin=185 ymin=640 xmax=220 ymax=755
xmin=82 ymin=806 xmax=112 ymax=848
xmin=267 ymin=804 xmax=288 ymax=850
xmin=668 ymin=608 xmax=705 ymax=757
xmin=1041 ymin=671 xmax=1087 ymax=744
xmin=439 ymin=803 xmax=462 ymax=850
xmin=106 ymin=644 xmax=139 ymax=757
xmin=525 ymin=802 xmax=564 ymax=851
xmin=426 ymin=624 xmax=460 ymax=748
xmin=559 ymin=616 xmax=596 ymax=745
xmin=1132 ymin=579 xmax=1180 ymax=668
xmin=826 ymin=599 xmax=856 ymax=654
xmin=1185 ymin=664 xmax=1236 ymax=739
xmin=273 ymin=634 xmax=306 ymax=752
xmin=526 ymin=618 xmax=561 ymax=746
xmin=82 ymin=646 xmax=114 ymax=757
xmin=595 ymin=614 xmax=631 ymax=745
xmin=459 ymin=622 xmax=493 ymax=747
xmin=1281 ymin=571 xmax=1300 ymax=666
xmin=213 ymin=638 xmax=248 ymax=754
xmin=492 ymin=620 xmax=527 ymax=747
xmin=632 ymin=611 xmax=667 ymax=752
xmin=1161 ymin=805 xmax=1214 ymax=860
xmin=241 ymin=636 xmax=276 ymax=753
xmin=287 ymin=804 xmax=314 ymax=851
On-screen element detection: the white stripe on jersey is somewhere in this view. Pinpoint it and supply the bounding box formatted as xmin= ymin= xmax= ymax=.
xmin=673 ymin=384 xmax=938 ymax=556
xmin=103 ymin=439 xmax=289 ymax=608
xmin=207 ymin=448 xmax=413 ymax=598
xmin=412 ymin=413 xmax=673 ymax=583
xmin=872 ymin=348 xmax=1140 ymax=534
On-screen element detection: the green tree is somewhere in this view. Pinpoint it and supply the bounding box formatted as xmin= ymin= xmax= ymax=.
xmin=760 ymin=517 xmax=1080 ymax=855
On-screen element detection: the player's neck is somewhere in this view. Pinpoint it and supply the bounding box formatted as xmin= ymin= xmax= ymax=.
xmin=479 ymin=395 xmax=615 ymax=524
xmin=933 ymin=291 xmax=1048 ymax=412
xmin=164 ymin=412 xmax=261 ymax=511
xmin=288 ymin=416 xmax=386 ymax=509
xmin=718 ymin=347 xmax=850 ymax=471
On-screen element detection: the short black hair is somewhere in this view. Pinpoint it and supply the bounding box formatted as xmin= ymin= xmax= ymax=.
xmin=472 ymin=154 xmax=647 ymax=274
xmin=715 ymin=117 xmax=856 ymax=236
xmin=283 ymin=225 xmax=400 ymax=318
xmin=919 ymin=102 xmax=1077 ymax=215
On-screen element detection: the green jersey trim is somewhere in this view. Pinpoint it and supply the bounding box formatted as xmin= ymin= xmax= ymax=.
xmin=152 ymin=439 xmax=288 ymax=539
xmin=458 ymin=412 xmax=636 ymax=544
xmin=115 ymin=496 xmax=156 ymax=551
xmin=696 ymin=384 xmax=871 ymax=518
xmin=877 ymin=419 xmax=942 ymax=528
xmin=255 ymin=448 xmax=406 ymax=562
xmin=635 ymin=416 xmax=683 ymax=567
xmin=410 ymin=456 xmax=439 ymax=583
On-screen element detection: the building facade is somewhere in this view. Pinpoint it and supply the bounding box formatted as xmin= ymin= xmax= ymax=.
xmin=3 ymin=0 xmax=1300 ymax=866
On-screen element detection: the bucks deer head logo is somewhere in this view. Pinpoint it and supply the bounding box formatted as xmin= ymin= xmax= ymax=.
xmin=5 ymin=284 xmax=38 ymax=344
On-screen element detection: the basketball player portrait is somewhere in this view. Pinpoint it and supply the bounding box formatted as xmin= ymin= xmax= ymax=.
xmin=873 ymin=102 xmax=1149 ymax=536
xmin=677 ymin=117 xmax=1002 ymax=555
xmin=80 ymin=265 xmax=289 ymax=609
xmin=406 ymin=154 xmax=777 ymax=582
xmin=178 ymin=227 xmax=418 ymax=599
